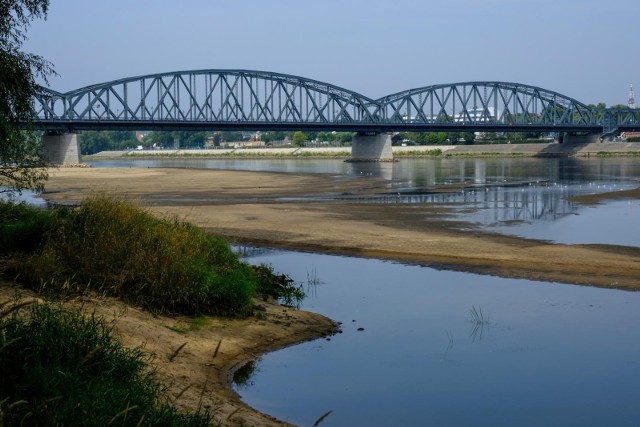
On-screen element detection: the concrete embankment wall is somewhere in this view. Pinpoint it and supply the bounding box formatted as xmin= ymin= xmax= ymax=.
xmin=91 ymin=142 xmax=640 ymax=159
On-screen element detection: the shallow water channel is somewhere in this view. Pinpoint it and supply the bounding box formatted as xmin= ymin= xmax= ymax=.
xmin=238 ymin=249 xmax=640 ymax=427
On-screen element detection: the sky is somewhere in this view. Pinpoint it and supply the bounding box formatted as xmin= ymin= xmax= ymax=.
xmin=22 ymin=0 xmax=640 ymax=106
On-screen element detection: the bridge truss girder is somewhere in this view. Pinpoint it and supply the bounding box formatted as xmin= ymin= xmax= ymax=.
xmin=32 ymin=72 xmax=640 ymax=134
xmin=376 ymin=82 xmax=595 ymax=127
xmin=34 ymin=70 xmax=378 ymax=131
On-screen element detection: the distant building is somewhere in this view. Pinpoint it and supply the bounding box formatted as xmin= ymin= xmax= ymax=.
xmin=620 ymin=132 xmax=640 ymax=141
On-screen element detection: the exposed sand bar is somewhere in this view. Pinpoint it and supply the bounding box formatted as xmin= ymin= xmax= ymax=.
xmin=0 ymin=282 xmax=336 ymax=427
xmin=44 ymin=167 xmax=640 ymax=291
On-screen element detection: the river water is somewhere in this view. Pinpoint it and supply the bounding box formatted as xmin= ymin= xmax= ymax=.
xmin=89 ymin=157 xmax=640 ymax=246
xmin=87 ymin=156 xmax=640 ymax=426
xmin=239 ymin=249 xmax=640 ymax=427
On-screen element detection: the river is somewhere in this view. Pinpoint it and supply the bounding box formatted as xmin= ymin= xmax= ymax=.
xmin=88 ymin=156 xmax=640 ymax=426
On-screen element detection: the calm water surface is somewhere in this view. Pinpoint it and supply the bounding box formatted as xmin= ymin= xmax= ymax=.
xmin=90 ymin=157 xmax=640 ymax=246
xmin=238 ymin=250 xmax=640 ymax=427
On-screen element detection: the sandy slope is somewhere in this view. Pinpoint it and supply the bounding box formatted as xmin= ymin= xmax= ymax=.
xmin=0 ymin=283 xmax=337 ymax=426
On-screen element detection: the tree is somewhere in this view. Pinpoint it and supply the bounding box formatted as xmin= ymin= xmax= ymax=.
xmin=80 ymin=131 xmax=138 ymax=154
xmin=292 ymin=131 xmax=306 ymax=147
xmin=1 ymin=0 xmax=53 ymax=193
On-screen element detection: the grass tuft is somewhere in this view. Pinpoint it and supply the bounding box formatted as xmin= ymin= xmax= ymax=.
xmin=469 ymin=305 xmax=489 ymax=325
xmin=0 ymin=301 xmax=211 ymax=426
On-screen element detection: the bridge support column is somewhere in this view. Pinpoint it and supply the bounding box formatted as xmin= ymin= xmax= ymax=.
xmin=42 ymin=132 xmax=82 ymax=165
xmin=559 ymin=133 xmax=601 ymax=145
xmin=348 ymin=132 xmax=394 ymax=162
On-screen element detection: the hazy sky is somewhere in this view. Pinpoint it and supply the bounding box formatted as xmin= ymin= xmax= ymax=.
xmin=22 ymin=0 xmax=640 ymax=106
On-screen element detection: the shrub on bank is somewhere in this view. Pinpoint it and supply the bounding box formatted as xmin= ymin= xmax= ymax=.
xmin=4 ymin=195 xmax=259 ymax=316
xmin=1 ymin=196 xmax=304 ymax=316
xmin=0 ymin=200 xmax=58 ymax=252
xmin=0 ymin=301 xmax=211 ymax=426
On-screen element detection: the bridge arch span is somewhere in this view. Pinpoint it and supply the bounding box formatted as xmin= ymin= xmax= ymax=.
xmin=32 ymin=70 xmax=639 ymax=134
xmin=34 ymin=69 xmax=379 ymax=131
xmin=376 ymin=81 xmax=594 ymax=128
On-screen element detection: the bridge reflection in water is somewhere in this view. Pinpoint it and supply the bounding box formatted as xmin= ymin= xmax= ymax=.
xmin=343 ymin=157 xmax=638 ymax=226
xmin=346 ymin=183 xmax=582 ymax=224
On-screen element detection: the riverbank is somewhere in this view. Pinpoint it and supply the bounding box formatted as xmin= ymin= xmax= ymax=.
xmin=38 ymin=166 xmax=640 ymax=426
xmin=86 ymin=141 xmax=640 ymax=160
xmin=0 ymin=281 xmax=337 ymax=426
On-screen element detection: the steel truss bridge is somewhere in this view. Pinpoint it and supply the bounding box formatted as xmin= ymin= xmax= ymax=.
xmin=33 ymin=69 xmax=640 ymax=135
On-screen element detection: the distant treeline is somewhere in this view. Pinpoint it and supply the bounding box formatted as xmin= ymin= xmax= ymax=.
xmin=79 ymin=130 xmax=558 ymax=155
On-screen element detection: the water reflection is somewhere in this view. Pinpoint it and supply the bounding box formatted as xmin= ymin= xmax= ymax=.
xmin=88 ymin=157 xmax=640 ymax=186
xmin=236 ymin=249 xmax=640 ymax=427
xmin=89 ymin=157 xmax=640 ymax=246
xmin=453 ymin=183 xmax=584 ymax=225
xmin=468 ymin=305 xmax=491 ymax=343
xmin=0 ymin=188 xmax=47 ymax=208
xmin=232 ymin=359 xmax=261 ymax=390
xmin=348 ymin=162 xmax=394 ymax=180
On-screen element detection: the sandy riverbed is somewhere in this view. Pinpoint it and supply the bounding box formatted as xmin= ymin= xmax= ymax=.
xmin=43 ymin=167 xmax=640 ymax=290
xmin=15 ymin=166 xmax=640 ymax=425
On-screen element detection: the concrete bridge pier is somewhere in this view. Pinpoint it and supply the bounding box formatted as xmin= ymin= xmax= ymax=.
xmin=348 ymin=132 xmax=394 ymax=162
xmin=558 ymin=132 xmax=601 ymax=145
xmin=42 ymin=132 xmax=82 ymax=165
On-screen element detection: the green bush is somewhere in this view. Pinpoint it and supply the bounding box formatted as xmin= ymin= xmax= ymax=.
xmin=253 ymin=264 xmax=305 ymax=307
xmin=0 ymin=302 xmax=211 ymax=426
xmin=0 ymin=201 xmax=59 ymax=252
xmin=16 ymin=195 xmax=257 ymax=316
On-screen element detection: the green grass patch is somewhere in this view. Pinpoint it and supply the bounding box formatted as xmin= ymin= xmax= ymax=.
xmin=394 ymin=149 xmax=443 ymax=157
xmin=0 ymin=300 xmax=212 ymax=426
xmin=0 ymin=195 xmax=303 ymax=317
xmin=122 ymin=150 xmax=350 ymax=159
xmin=445 ymin=152 xmax=530 ymax=157
xmin=0 ymin=198 xmax=306 ymax=425
xmin=0 ymin=200 xmax=59 ymax=253
xmin=595 ymin=151 xmax=640 ymax=157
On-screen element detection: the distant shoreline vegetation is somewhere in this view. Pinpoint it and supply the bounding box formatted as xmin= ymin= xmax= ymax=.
xmin=78 ymin=130 xmax=640 ymax=159
xmin=84 ymin=145 xmax=640 ymax=160
xmin=76 ymin=129 xmax=560 ymax=155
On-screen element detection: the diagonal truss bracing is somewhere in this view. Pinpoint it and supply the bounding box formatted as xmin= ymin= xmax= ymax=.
xmin=32 ymin=72 xmax=640 ymax=133
xmin=33 ymin=70 xmax=376 ymax=128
